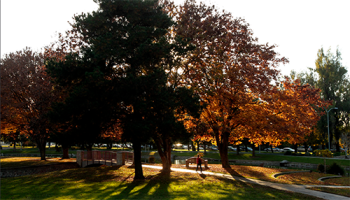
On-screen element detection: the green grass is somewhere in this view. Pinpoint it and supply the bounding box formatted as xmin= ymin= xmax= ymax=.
xmin=144 ymin=151 xmax=350 ymax=167
xmin=1 ymin=148 xmax=75 ymax=155
xmin=1 ymin=147 xmax=128 ymax=155
xmin=1 ymin=157 xmax=75 ymax=168
xmin=4 ymin=147 xmax=349 ymax=167
xmin=1 ymin=165 xmax=324 ymax=200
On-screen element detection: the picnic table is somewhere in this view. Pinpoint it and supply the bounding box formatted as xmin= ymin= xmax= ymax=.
xmin=185 ymin=157 xmax=209 ymax=169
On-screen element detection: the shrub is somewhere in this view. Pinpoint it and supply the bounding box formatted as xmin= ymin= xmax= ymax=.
xmin=327 ymin=163 xmax=345 ymax=176
xmin=148 ymin=156 xmax=155 ymax=163
xmin=333 ymin=152 xmax=341 ymax=157
xmin=284 ymin=151 xmax=292 ymax=155
xmin=314 ymin=149 xmax=333 ymax=158
xmin=317 ymin=164 xmax=325 ymax=173
xmin=197 ymin=152 xmax=204 ymax=158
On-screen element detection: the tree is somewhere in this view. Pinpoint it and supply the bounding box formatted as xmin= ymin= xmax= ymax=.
xmin=315 ymin=47 xmax=350 ymax=151
xmin=163 ymin=0 xmax=328 ymax=168
xmin=291 ymin=47 xmax=350 ymax=151
xmin=47 ymin=0 xmax=199 ymax=179
xmin=1 ymin=47 xmax=61 ymax=160
xmin=164 ymin=0 xmax=286 ymax=168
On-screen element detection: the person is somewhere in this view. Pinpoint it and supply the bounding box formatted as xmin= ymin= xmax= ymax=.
xmin=196 ymin=155 xmax=202 ymax=172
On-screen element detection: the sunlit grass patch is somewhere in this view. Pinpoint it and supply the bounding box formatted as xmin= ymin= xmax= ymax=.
xmin=0 ymin=157 xmax=75 ymax=168
xmin=2 ymin=165 xmax=323 ymax=200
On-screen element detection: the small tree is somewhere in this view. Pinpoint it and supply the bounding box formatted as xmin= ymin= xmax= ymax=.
xmin=340 ymin=132 xmax=350 ymax=156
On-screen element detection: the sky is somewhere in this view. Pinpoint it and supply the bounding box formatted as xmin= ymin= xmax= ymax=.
xmin=1 ymin=0 xmax=349 ymax=77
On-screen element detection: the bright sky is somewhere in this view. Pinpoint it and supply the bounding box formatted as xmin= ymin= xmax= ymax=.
xmin=1 ymin=0 xmax=349 ymax=77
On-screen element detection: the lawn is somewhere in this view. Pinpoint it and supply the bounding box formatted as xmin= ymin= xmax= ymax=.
xmin=3 ymin=147 xmax=349 ymax=167
xmin=1 ymin=165 xmax=325 ymax=200
xmin=1 ymin=157 xmax=76 ymax=168
xmin=166 ymin=151 xmax=350 ymax=167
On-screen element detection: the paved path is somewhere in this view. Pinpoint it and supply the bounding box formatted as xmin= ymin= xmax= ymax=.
xmin=143 ymin=165 xmax=350 ymax=200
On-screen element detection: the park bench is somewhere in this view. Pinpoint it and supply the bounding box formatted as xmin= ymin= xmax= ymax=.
xmin=185 ymin=157 xmax=209 ymax=169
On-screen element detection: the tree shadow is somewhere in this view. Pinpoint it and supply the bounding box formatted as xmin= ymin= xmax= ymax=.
xmin=199 ymin=173 xmax=206 ymax=179
xmin=224 ymin=167 xmax=244 ymax=177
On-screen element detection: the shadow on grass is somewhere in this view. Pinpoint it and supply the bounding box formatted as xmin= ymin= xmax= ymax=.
xmin=1 ymin=165 xmax=325 ymax=200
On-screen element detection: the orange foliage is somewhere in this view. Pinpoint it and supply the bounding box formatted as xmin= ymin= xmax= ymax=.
xmin=162 ymin=0 xmax=329 ymax=167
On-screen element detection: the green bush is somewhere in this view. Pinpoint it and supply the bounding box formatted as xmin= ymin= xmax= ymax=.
xmin=333 ymin=152 xmax=341 ymax=156
xmin=327 ymin=163 xmax=345 ymax=176
xmin=284 ymin=151 xmax=292 ymax=155
xmin=317 ymin=164 xmax=325 ymax=173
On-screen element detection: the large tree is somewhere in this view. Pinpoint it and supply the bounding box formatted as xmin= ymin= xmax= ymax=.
xmin=315 ymin=48 xmax=350 ymax=151
xmin=163 ymin=0 xmax=285 ymax=168
xmin=292 ymin=48 xmax=350 ymax=151
xmin=1 ymin=47 xmax=62 ymax=160
xmin=47 ymin=0 xmax=199 ymax=179
xmin=163 ymin=0 xmax=328 ymax=168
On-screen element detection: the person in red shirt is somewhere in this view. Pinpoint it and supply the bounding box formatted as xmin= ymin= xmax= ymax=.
xmin=196 ymin=155 xmax=202 ymax=172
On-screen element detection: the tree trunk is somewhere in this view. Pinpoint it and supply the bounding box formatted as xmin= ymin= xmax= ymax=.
xmin=13 ymin=141 xmax=16 ymax=152
xmin=252 ymin=145 xmax=255 ymax=157
xmin=216 ymin=131 xmax=230 ymax=168
xmin=155 ymin=138 xmax=172 ymax=172
xmin=37 ymin=139 xmax=46 ymax=160
xmin=133 ymin=140 xmax=145 ymax=180
xmin=236 ymin=145 xmax=240 ymax=155
xmin=62 ymin=144 xmax=70 ymax=159
xmin=191 ymin=140 xmax=196 ymax=151
xmin=204 ymin=144 xmax=207 ymax=155
xmin=55 ymin=143 xmax=60 ymax=152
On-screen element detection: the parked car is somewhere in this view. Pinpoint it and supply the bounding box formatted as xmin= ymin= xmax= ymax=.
xmin=113 ymin=144 xmax=121 ymax=147
xmin=264 ymin=147 xmax=282 ymax=152
xmin=210 ymin=146 xmax=218 ymax=150
xmin=239 ymin=146 xmax=252 ymax=151
xmin=228 ymin=146 xmax=236 ymax=151
xmin=297 ymin=146 xmax=313 ymax=152
xmin=282 ymin=147 xmax=295 ymax=152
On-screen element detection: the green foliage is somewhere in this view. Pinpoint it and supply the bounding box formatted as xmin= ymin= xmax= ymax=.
xmin=333 ymin=152 xmax=341 ymax=156
xmin=314 ymin=149 xmax=333 ymax=158
xmin=327 ymin=162 xmax=345 ymax=175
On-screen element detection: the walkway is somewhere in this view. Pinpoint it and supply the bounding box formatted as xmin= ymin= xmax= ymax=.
xmin=143 ymin=165 xmax=350 ymax=200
